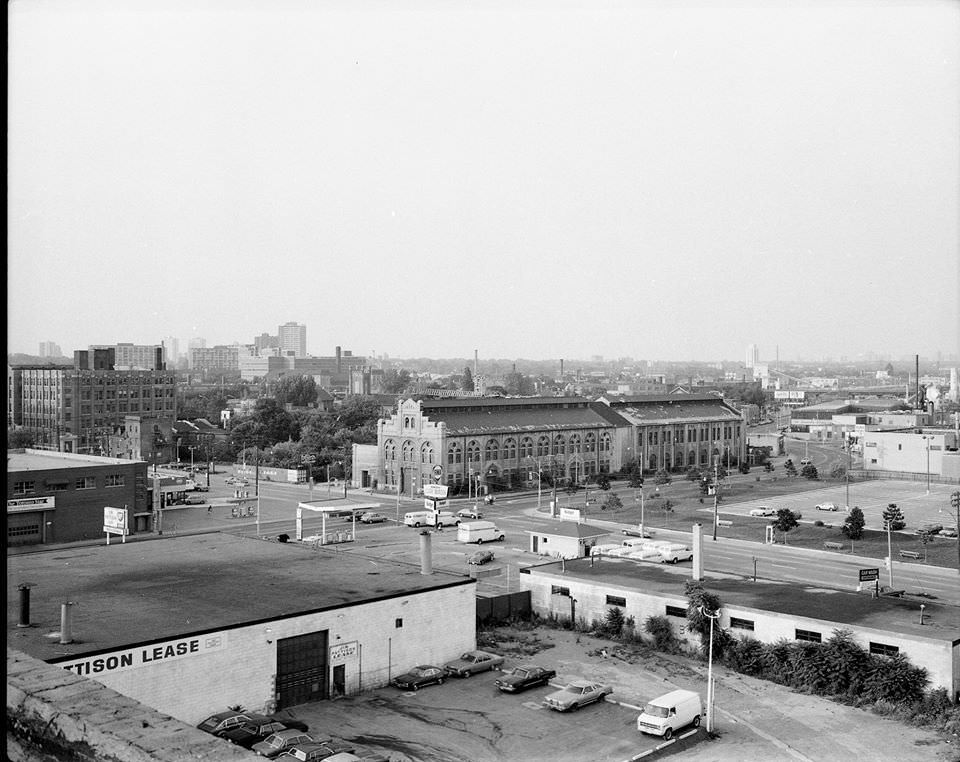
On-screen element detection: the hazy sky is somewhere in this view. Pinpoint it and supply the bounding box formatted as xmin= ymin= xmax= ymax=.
xmin=8 ymin=0 xmax=959 ymax=363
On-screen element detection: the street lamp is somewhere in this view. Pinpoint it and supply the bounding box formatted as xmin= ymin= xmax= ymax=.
xmin=883 ymin=519 xmax=894 ymax=589
xmin=922 ymin=435 xmax=931 ymax=494
xmin=698 ymin=605 xmax=722 ymax=732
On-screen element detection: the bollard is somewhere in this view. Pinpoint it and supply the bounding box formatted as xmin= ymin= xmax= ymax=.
xmin=18 ymin=585 xmax=31 ymax=628
xmin=59 ymin=601 xmax=75 ymax=644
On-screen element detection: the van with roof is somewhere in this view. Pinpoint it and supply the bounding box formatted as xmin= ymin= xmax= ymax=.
xmin=456 ymin=520 xmax=505 ymax=544
xmin=636 ymin=689 xmax=702 ymax=740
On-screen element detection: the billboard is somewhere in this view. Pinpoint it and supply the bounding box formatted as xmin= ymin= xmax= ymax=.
xmin=103 ymin=506 xmax=129 ymax=535
xmin=423 ymin=484 xmax=449 ymax=499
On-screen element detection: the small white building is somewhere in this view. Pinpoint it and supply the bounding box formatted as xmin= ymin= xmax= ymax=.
xmin=525 ymin=520 xmax=611 ymax=559
xmin=862 ymin=430 xmax=960 ymax=482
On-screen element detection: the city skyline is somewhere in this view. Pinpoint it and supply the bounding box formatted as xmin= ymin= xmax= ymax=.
xmin=8 ymin=0 xmax=959 ymax=362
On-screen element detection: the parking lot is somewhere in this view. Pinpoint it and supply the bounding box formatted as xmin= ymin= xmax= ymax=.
xmin=287 ymin=664 xmax=704 ymax=762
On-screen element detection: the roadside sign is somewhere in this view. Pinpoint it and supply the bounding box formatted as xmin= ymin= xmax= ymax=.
xmin=423 ymin=484 xmax=449 ymax=500
xmin=859 ymin=568 xmax=879 ymax=582
xmin=432 ymin=465 xmax=443 ymax=482
xmin=424 ymin=499 xmax=449 ymax=511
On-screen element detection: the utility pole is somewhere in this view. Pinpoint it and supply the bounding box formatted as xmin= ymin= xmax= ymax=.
xmin=712 ymin=459 xmax=720 ymax=541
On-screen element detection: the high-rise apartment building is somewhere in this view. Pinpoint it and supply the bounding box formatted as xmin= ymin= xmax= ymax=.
xmin=91 ymin=343 xmax=165 ymax=370
xmin=278 ymin=322 xmax=307 ymax=357
xmin=254 ymin=332 xmax=280 ymax=354
xmin=38 ymin=341 xmax=63 ymax=358
xmin=189 ymin=345 xmax=240 ymax=371
xmin=162 ymin=337 xmax=181 ymax=367
xmin=745 ymin=344 xmax=759 ymax=369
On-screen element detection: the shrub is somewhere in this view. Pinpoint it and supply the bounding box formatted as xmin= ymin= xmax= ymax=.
xmin=604 ymin=606 xmax=626 ymax=638
xmin=814 ymin=520 xmax=824 ymax=527
xmin=643 ymin=615 xmax=678 ymax=652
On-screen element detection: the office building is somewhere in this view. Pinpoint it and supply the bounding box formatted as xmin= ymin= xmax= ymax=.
xmin=746 ymin=344 xmax=759 ymax=369
xmin=189 ymin=345 xmax=239 ymax=372
xmin=38 ymin=341 xmax=63 ymax=358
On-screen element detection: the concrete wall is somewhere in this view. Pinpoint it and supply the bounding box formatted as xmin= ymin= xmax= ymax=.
xmin=47 ymin=584 xmax=476 ymax=726
xmin=523 ymin=571 xmax=957 ymax=700
xmin=7 ymin=647 xmax=250 ymax=762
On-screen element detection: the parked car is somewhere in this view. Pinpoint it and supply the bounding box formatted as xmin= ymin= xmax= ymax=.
xmin=749 ymin=506 xmax=775 ymax=517
xmin=494 ymin=665 xmax=557 ymax=693
xmin=358 ymin=512 xmax=388 ymax=524
xmin=252 ymin=730 xmax=318 ymax=758
xmin=467 ymin=549 xmax=495 ymax=565
xmin=917 ymin=523 xmax=943 ymax=535
xmin=590 ymin=543 xmax=624 ymax=556
xmin=543 ymin=681 xmax=612 ymax=712
xmin=218 ymin=716 xmax=310 ymax=749
xmin=193 ymin=485 xmax=210 ymax=492
xmin=621 ymin=527 xmax=652 ymax=538
xmin=456 ymin=507 xmax=483 ymax=520
xmin=654 ymin=542 xmax=694 ymax=563
xmin=816 ymin=503 xmax=838 ymax=512
xmin=276 ymin=740 xmax=355 ymax=761
xmin=197 ymin=710 xmax=253 ymax=735
xmin=184 ymin=495 xmax=206 ymax=505
xmin=391 ymin=665 xmax=446 ymax=690
xmin=939 ymin=527 xmax=958 ymax=538
xmin=443 ymin=650 xmax=505 ymax=677
xmin=321 ymin=754 xmax=390 ymax=762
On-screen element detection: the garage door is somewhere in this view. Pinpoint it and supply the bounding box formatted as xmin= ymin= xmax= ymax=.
xmin=276 ymin=630 xmax=328 ymax=709
xmin=8 ymin=512 xmax=42 ymax=546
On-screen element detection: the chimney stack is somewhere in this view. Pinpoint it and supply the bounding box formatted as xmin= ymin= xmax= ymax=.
xmin=17 ymin=585 xmax=31 ymax=628
xmin=419 ymin=531 xmax=433 ymax=575
xmin=59 ymin=601 xmax=75 ymax=644
xmin=692 ymin=524 xmax=703 ymax=581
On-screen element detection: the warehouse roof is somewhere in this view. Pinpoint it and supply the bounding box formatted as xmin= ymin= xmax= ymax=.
xmin=7 ymin=449 xmax=142 ymax=472
xmin=7 ymin=533 xmax=473 ymax=663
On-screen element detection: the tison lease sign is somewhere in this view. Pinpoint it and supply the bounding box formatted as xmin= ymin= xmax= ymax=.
xmin=57 ymin=633 xmax=225 ymax=676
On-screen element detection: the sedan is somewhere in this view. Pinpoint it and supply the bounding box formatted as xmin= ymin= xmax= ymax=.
xmin=277 ymin=741 xmax=355 ymax=761
xmin=391 ymin=665 xmax=446 ymax=691
xmin=939 ymin=527 xmax=958 ymax=538
xmin=252 ymin=730 xmax=318 ymax=758
xmin=816 ymin=503 xmax=838 ymax=512
xmin=457 ymin=507 xmax=483 ymax=520
xmin=494 ymin=665 xmax=557 ymax=693
xmin=358 ymin=512 xmax=388 ymax=524
xmin=749 ymin=507 xmax=775 ymax=517
xmin=467 ymin=549 xmax=495 ymax=565
xmin=218 ymin=717 xmax=311 ymax=749
xmin=543 ymin=681 xmax=612 ymax=712
xmin=443 ymin=650 xmax=504 ymax=677
xmin=197 ymin=710 xmax=253 ymax=735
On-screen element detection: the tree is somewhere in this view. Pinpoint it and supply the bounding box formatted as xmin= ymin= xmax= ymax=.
xmin=603 ymin=606 xmax=625 ymax=638
xmin=654 ymin=468 xmax=671 ymax=485
xmin=274 ymin=374 xmax=318 ymax=407
xmin=842 ymin=506 xmax=865 ymax=540
xmin=882 ymin=503 xmax=906 ymax=531
xmin=230 ymin=399 xmax=298 ymax=449
xmin=830 ymin=463 xmax=846 ymax=479
xmin=772 ymin=508 xmax=799 ymax=544
xmin=8 ymin=429 xmax=36 ymax=449
xmin=461 ymin=366 xmax=474 ymax=392
xmin=684 ymin=581 xmax=728 ymax=657
xmin=382 ymin=369 xmax=411 ymax=394
xmin=784 ymin=459 xmax=797 ymax=477
xmin=628 ymin=463 xmax=645 ymax=488
xmin=686 ymin=466 xmax=701 ymax=482
xmin=594 ymin=473 xmax=611 ymax=490
xmin=800 ymin=464 xmax=819 ymax=480
xmin=764 ymin=462 xmax=775 ymax=473
xmin=738 ymin=462 xmax=751 ymax=474
xmin=602 ymin=493 xmax=623 ymax=513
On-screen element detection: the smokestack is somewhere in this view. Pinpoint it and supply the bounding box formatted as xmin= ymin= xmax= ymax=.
xmin=560 ymin=359 xmax=564 ymax=376
xmin=916 ymin=355 xmax=920 ymax=407
xmin=17 ymin=585 xmax=31 ymax=628
xmin=474 ymin=350 xmax=478 ymax=379
xmin=419 ymin=531 xmax=433 ymax=575
xmin=59 ymin=601 xmax=75 ymax=644
xmin=692 ymin=524 xmax=703 ymax=581
xmin=337 ymin=346 xmax=342 ymax=373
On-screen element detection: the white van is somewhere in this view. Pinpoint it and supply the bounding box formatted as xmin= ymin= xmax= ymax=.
xmin=653 ymin=542 xmax=694 ymax=564
xmin=637 ymin=689 xmax=702 ymax=740
xmin=403 ymin=511 xmax=459 ymax=528
xmin=456 ymin=521 xmax=505 ymax=544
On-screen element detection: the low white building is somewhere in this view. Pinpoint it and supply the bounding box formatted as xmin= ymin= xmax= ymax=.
xmin=862 ymin=430 xmax=960 ymax=482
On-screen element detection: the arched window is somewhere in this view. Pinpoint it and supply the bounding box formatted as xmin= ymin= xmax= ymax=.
xmin=402 ymin=440 xmax=415 ymax=462
xmin=466 ymin=440 xmax=481 ymax=463
xmin=485 ymin=439 xmax=499 ymax=460
xmin=502 ymin=438 xmax=517 ymax=460
xmin=519 ymin=437 xmax=534 ymax=458
xmin=420 ymin=443 xmax=433 ymax=464
xmin=700 ymin=449 xmax=708 ymax=464
xmin=584 ymin=432 xmax=596 ymax=452
xmin=384 ymin=440 xmax=396 ymax=461
xmin=569 ymin=434 xmax=582 ymax=453
xmin=537 ymin=436 xmax=550 ymax=457
xmin=555 ymin=436 xmax=566 ymax=455
xmin=600 ymin=433 xmax=611 ymax=453
xmin=448 ymin=442 xmax=462 ymax=465
xmin=688 ymin=451 xmax=696 ymax=466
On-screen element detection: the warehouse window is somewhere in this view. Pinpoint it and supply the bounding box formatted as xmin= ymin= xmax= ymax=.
xmin=605 ymin=595 xmax=627 ymax=607
xmin=75 ymin=477 xmax=96 ymax=490
xmin=665 ymin=605 xmax=686 ymax=618
xmin=869 ymin=642 xmax=899 ymax=657
xmin=551 ymin=586 xmax=570 ymax=597
xmin=730 ymin=617 xmax=755 ymax=631
xmin=105 ymin=475 xmax=125 ymax=487
xmin=13 ymin=481 xmax=36 ymax=496
xmin=47 ymin=482 xmax=69 ymax=492
xmin=395 ymin=618 xmax=403 ymax=629
xmin=795 ymin=629 xmax=822 ymax=643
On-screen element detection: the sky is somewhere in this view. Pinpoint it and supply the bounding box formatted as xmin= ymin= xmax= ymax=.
xmin=8 ymin=0 xmax=960 ymax=364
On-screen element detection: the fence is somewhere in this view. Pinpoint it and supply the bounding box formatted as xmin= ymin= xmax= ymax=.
xmin=476 ymin=590 xmax=531 ymax=624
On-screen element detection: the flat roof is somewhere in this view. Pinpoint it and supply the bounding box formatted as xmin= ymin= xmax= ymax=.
xmin=8 ymin=449 xmax=144 ymax=472
xmin=7 ymin=533 xmax=473 ymax=663
xmin=527 ymin=558 xmax=960 ymax=643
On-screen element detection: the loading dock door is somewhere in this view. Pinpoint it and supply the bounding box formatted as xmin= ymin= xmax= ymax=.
xmin=8 ymin=512 xmax=43 ymax=546
xmin=276 ymin=630 xmax=329 ymax=709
